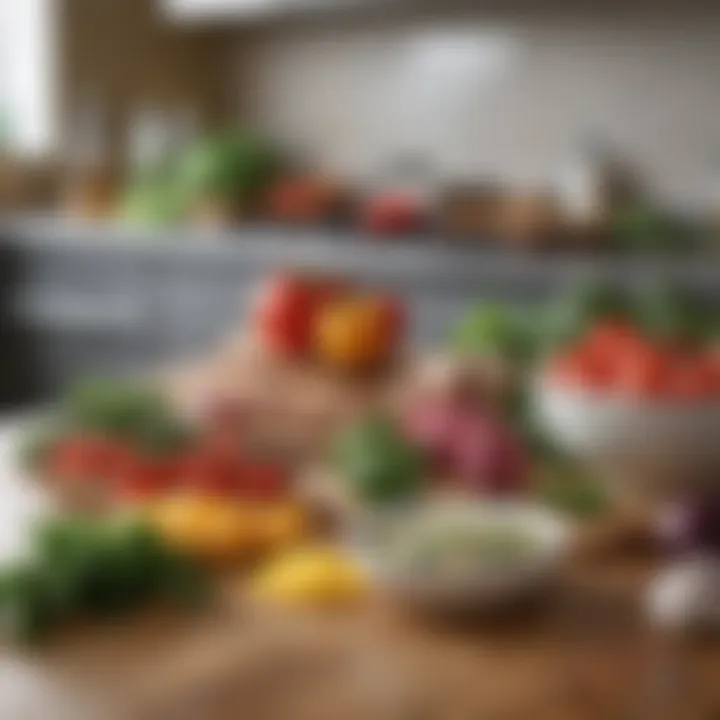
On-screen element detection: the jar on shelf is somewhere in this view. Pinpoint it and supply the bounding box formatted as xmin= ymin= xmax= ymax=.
xmin=362 ymin=153 xmax=438 ymax=238
xmin=62 ymin=96 xmax=118 ymax=221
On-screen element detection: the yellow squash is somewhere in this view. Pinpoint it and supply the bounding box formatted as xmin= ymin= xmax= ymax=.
xmin=150 ymin=495 xmax=309 ymax=564
xmin=252 ymin=546 xmax=368 ymax=608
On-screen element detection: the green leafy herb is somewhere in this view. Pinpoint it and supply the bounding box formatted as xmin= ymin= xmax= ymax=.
xmin=335 ymin=415 xmax=427 ymax=505
xmin=59 ymin=380 xmax=193 ymax=456
xmin=540 ymin=281 xmax=630 ymax=355
xmin=178 ymin=131 xmax=279 ymax=204
xmin=635 ymin=282 xmax=715 ymax=346
xmin=452 ymin=304 xmax=535 ymax=365
xmin=0 ymin=516 xmax=210 ymax=644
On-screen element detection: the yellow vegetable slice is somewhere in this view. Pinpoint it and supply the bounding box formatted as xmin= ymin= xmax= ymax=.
xmin=253 ymin=546 xmax=368 ymax=608
xmin=150 ymin=495 xmax=260 ymax=562
xmin=256 ymin=502 xmax=309 ymax=551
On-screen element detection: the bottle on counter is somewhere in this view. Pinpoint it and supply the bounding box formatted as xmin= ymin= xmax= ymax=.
xmin=126 ymin=107 xmax=175 ymax=179
xmin=439 ymin=182 xmax=503 ymax=242
xmin=119 ymin=106 xmax=199 ymax=229
xmin=61 ymin=95 xmax=118 ymax=221
xmin=495 ymin=186 xmax=564 ymax=250
xmin=555 ymin=137 xmax=637 ymax=245
xmin=265 ymin=163 xmax=352 ymax=228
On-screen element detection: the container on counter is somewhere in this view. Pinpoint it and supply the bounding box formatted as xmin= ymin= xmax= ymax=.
xmin=362 ymin=153 xmax=438 ymax=238
xmin=61 ymin=96 xmax=119 ymax=221
xmin=495 ymin=188 xmax=565 ymax=250
xmin=555 ymin=138 xmax=640 ymax=247
xmin=265 ymin=173 xmax=353 ymax=227
xmin=438 ymin=183 xmax=503 ymax=242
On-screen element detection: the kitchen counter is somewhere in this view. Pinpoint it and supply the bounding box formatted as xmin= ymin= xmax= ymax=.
xmin=3 ymin=215 xmax=719 ymax=292
xmin=1 ymin=395 xmax=720 ymax=719
xmin=1 ymin=214 xmax=719 ymax=407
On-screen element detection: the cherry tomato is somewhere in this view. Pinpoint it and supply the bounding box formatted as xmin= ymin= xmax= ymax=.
xmin=179 ymin=448 xmax=244 ymax=497
xmin=240 ymin=463 xmax=290 ymax=502
xmin=549 ymin=348 xmax=612 ymax=390
xmin=670 ymin=357 xmax=718 ymax=400
xmin=613 ymin=347 xmax=671 ymax=398
xmin=260 ymin=306 xmax=313 ymax=358
xmin=116 ymin=478 xmax=163 ymax=504
xmin=365 ymin=195 xmax=425 ymax=236
xmin=700 ymin=353 xmax=720 ymax=396
xmin=587 ymin=321 xmax=645 ymax=358
xmin=114 ymin=451 xmax=180 ymax=501
xmin=46 ymin=437 xmax=126 ymax=482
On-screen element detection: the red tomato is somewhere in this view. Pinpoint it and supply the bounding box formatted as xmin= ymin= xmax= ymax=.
xmin=587 ymin=321 xmax=645 ymax=358
xmin=549 ymin=348 xmax=612 ymax=390
xmin=116 ymin=485 xmax=157 ymax=504
xmin=613 ymin=347 xmax=671 ymax=398
xmin=239 ymin=463 xmax=290 ymax=502
xmin=46 ymin=436 xmax=126 ymax=482
xmin=576 ymin=351 xmax=614 ymax=389
xmin=46 ymin=440 xmax=88 ymax=481
xmin=670 ymin=357 xmax=718 ymax=400
xmin=365 ymin=195 xmax=425 ymax=236
xmin=701 ymin=351 xmax=720 ymax=390
xmin=259 ymin=304 xmax=313 ymax=358
xmin=254 ymin=274 xmax=317 ymax=357
xmin=179 ymin=449 xmax=244 ymax=497
xmin=310 ymin=278 xmax=351 ymax=316
xmin=114 ymin=451 xmax=180 ymax=501
xmin=255 ymin=273 xmax=350 ymax=359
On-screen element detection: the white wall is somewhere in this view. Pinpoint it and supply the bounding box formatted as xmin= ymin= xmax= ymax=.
xmin=237 ymin=4 xmax=720 ymax=209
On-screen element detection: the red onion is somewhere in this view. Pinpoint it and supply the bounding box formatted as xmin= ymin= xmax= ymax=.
xmin=451 ymin=411 xmax=528 ymax=496
xmin=402 ymin=397 xmax=528 ymax=496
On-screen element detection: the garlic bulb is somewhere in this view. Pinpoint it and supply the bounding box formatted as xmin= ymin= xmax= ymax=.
xmin=647 ymin=558 xmax=720 ymax=630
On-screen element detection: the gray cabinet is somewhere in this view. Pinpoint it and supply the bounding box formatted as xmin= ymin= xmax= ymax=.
xmin=1 ymin=219 xmax=718 ymax=406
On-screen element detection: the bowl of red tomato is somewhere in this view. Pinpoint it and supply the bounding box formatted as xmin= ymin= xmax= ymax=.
xmin=535 ymin=320 xmax=720 ymax=493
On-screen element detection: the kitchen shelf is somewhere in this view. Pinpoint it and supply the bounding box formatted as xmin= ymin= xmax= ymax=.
xmin=2 ymin=215 xmax=718 ymax=295
xmin=1 ymin=213 xmax=718 ymax=406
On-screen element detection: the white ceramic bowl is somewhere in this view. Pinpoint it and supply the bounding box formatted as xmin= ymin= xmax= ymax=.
xmin=535 ymin=377 xmax=720 ymax=492
xmin=353 ymin=500 xmax=570 ymax=614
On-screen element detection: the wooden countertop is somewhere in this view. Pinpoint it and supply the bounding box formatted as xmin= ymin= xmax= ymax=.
xmin=1 ymin=382 xmax=720 ymax=720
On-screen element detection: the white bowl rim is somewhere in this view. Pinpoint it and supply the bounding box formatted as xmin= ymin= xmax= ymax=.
xmin=352 ymin=499 xmax=571 ymax=591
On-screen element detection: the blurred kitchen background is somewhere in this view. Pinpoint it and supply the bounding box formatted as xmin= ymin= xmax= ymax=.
xmin=0 ymin=0 xmax=719 ymax=408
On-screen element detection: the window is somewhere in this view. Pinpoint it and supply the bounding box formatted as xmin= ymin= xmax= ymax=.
xmin=0 ymin=0 xmax=57 ymax=156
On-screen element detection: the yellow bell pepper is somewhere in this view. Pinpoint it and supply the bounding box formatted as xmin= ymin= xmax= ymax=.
xmin=150 ymin=496 xmax=260 ymax=563
xmin=151 ymin=495 xmax=311 ymax=564
xmin=252 ymin=546 xmax=368 ymax=608
xmin=314 ymin=297 xmax=396 ymax=372
xmin=257 ymin=503 xmax=309 ymax=552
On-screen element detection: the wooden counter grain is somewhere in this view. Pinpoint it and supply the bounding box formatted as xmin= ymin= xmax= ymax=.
xmin=1 ymin=362 xmax=720 ymax=720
